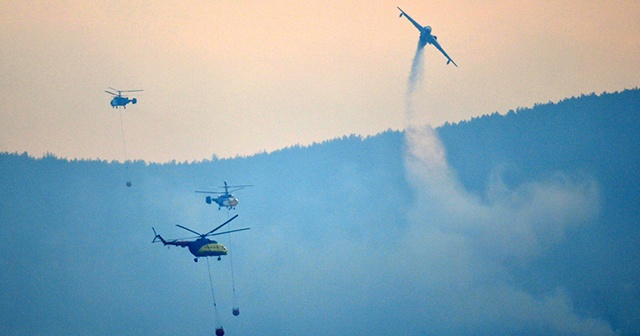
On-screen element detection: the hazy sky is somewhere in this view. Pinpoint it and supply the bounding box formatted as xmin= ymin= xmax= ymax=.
xmin=1 ymin=0 xmax=639 ymax=162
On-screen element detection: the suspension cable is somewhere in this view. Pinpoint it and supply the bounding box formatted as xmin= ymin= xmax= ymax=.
xmin=226 ymin=210 xmax=239 ymax=313
xmin=118 ymin=109 xmax=129 ymax=162
xmin=206 ymin=258 xmax=222 ymax=328
xmin=118 ymin=109 xmax=131 ymax=187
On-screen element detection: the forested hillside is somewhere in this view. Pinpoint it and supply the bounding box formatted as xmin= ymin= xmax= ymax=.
xmin=1 ymin=89 xmax=638 ymax=335
xmin=438 ymin=89 xmax=640 ymax=333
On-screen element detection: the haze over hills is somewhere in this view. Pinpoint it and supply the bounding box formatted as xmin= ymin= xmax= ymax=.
xmin=1 ymin=89 xmax=639 ymax=335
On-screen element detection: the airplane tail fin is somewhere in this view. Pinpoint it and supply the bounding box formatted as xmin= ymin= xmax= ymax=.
xmin=152 ymin=227 xmax=167 ymax=245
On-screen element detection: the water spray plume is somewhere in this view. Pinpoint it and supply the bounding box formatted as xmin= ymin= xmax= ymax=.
xmin=408 ymin=41 xmax=426 ymax=96
xmin=398 ymin=21 xmax=609 ymax=333
xmin=406 ymin=41 xmax=426 ymax=126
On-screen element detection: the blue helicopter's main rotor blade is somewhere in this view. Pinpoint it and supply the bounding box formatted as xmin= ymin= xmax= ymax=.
xmin=107 ymin=87 xmax=142 ymax=94
xmin=209 ymin=227 xmax=250 ymax=237
xmin=175 ymin=224 xmax=203 ymax=237
xmin=204 ymin=214 xmax=239 ymax=236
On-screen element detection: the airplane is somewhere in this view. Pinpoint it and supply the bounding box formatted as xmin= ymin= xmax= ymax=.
xmin=105 ymin=87 xmax=143 ymax=108
xmin=196 ymin=181 xmax=253 ymax=210
xmin=152 ymin=214 xmax=250 ymax=262
xmin=397 ymin=7 xmax=458 ymax=67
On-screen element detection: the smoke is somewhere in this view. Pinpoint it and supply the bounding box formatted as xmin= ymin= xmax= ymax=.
xmin=400 ymin=42 xmax=613 ymax=334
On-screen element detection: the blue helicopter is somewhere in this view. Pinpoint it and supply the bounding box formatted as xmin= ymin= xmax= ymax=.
xmin=152 ymin=214 xmax=250 ymax=263
xmin=105 ymin=87 xmax=143 ymax=108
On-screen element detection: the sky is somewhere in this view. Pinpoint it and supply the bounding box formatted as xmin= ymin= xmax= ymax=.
xmin=1 ymin=0 xmax=639 ymax=162
xmin=2 ymin=2 xmax=638 ymax=333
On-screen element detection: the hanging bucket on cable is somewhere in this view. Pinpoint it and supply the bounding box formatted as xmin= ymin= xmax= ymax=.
xmin=215 ymin=326 xmax=225 ymax=336
xmin=232 ymin=307 xmax=240 ymax=316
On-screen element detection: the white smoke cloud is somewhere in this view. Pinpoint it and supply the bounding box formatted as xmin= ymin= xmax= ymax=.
xmin=400 ymin=48 xmax=613 ymax=334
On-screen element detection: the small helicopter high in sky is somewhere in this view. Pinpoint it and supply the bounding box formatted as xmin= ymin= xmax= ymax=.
xmin=105 ymin=87 xmax=143 ymax=108
xmin=196 ymin=182 xmax=253 ymax=210
xmin=152 ymin=214 xmax=249 ymax=262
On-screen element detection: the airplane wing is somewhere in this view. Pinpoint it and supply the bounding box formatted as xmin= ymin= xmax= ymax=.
xmin=397 ymin=7 xmax=424 ymax=32
xmin=430 ymin=38 xmax=458 ymax=67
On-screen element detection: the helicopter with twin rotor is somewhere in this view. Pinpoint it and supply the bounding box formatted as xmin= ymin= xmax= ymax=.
xmin=196 ymin=181 xmax=253 ymax=210
xmin=105 ymin=87 xmax=143 ymax=108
